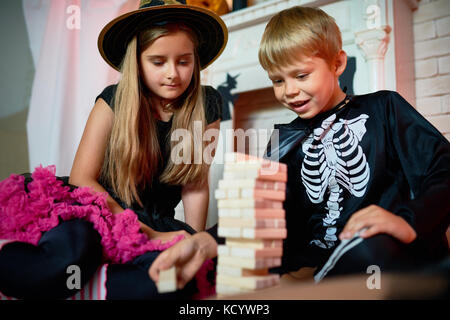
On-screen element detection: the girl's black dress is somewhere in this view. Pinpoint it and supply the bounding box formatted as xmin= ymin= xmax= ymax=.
xmin=0 ymin=85 xmax=222 ymax=300
xmin=96 ymin=84 xmax=222 ymax=234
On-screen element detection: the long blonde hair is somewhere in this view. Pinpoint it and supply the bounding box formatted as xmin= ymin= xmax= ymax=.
xmin=258 ymin=6 xmax=342 ymax=72
xmin=101 ymin=24 xmax=207 ymax=207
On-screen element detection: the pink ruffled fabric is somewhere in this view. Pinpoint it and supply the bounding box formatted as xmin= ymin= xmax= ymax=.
xmin=0 ymin=165 xmax=184 ymax=263
xmin=192 ymin=259 xmax=216 ymax=299
xmin=0 ymin=165 xmax=216 ymax=298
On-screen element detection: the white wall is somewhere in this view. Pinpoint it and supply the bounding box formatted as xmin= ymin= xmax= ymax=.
xmin=413 ymin=0 xmax=450 ymax=141
xmin=0 ymin=0 xmax=34 ymax=179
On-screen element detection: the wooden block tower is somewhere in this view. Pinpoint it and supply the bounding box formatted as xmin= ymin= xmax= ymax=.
xmin=215 ymin=152 xmax=287 ymax=295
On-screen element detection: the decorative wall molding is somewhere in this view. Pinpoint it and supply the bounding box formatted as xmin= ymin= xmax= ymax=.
xmin=203 ymin=0 xmax=416 ymax=99
xmin=355 ymin=25 xmax=392 ymax=91
xmin=222 ymin=0 xmax=338 ymax=31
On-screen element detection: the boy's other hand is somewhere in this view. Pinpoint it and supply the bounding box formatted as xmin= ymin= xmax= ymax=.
xmin=339 ymin=204 xmax=417 ymax=244
xmin=149 ymin=232 xmax=216 ymax=289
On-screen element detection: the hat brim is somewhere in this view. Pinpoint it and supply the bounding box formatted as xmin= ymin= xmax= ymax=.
xmin=98 ymin=5 xmax=228 ymax=71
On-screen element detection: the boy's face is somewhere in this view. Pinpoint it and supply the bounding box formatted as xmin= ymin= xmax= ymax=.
xmin=268 ymin=54 xmax=345 ymax=119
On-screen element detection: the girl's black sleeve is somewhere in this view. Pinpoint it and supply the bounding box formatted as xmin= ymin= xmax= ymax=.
xmin=205 ymin=224 xmax=225 ymax=245
xmin=95 ymin=84 xmax=117 ymax=110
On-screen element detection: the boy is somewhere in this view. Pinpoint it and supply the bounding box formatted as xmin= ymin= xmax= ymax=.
xmin=150 ymin=6 xmax=450 ymax=285
xmin=259 ymin=6 xmax=449 ymax=277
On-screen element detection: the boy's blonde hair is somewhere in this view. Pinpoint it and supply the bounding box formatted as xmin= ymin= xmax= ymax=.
xmin=101 ymin=24 xmax=207 ymax=207
xmin=258 ymin=6 xmax=342 ymax=72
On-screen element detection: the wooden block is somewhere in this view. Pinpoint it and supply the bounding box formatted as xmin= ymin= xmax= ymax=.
xmin=218 ymin=244 xmax=283 ymax=258
xmin=218 ymin=208 xmax=242 ymax=218
xmin=241 ymin=188 xmax=285 ymax=201
xmin=218 ymin=179 xmax=286 ymax=191
xmin=226 ymin=188 xmax=240 ymax=199
xmin=215 ymin=189 xmax=227 ymax=199
xmin=218 ymin=208 xmax=285 ymax=219
xmin=242 ymin=228 xmax=287 ymax=239
xmin=219 ymin=217 xmax=286 ymax=229
xmin=216 ymin=273 xmax=280 ymax=290
xmin=224 ymin=162 xmax=286 ymax=174
xmin=231 ymin=246 xmax=283 ymax=258
xmin=224 ymin=152 xmax=287 ymax=172
xmin=223 ymin=169 xmax=287 ymax=182
xmin=218 ymin=226 xmax=242 ymax=238
xmin=216 ymin=264 xmax=269 ymax=277
xmin=217 ymin=198 xmax=283 ymax=209
xmin=218 ymin=255 xmax=282 ymax=269
xmin=156 ymin=267 xmax=177 ymax=293
xmin=218 ymin=226 xmax=287 ymax=239
xmin=226 ymin=238 xmax=283 ymax=249
xmin=215 ymin=187 xmax=285 ymax=201
xmin=216 ymin=283 xmax=252 ymax=295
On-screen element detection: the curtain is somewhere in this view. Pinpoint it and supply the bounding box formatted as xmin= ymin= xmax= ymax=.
xmin=24 ymin=0 xmax=139 ymax=176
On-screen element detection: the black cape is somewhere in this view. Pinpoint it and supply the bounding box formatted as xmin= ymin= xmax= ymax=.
xmin=265 ymin=90 xmax=450 ymax=272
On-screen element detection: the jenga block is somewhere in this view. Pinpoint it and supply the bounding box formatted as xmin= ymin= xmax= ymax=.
xmin=226 ymin=238 xmax=283 ymax=249
xmin=215 ymin=187 xmax=285 ymax=201
xmin=218 ymin=255 xmax=281 ymax=269
xmin=218 ymin=244 xmax=283 ymax=258
xmin=223 ymin=168 xmax=287 ymax=182
xmin=241 ymin=188 xmax=285 ymax=201
xmin=218 ymin=208 xmax=285 ymax=219
xmin=156 ymin=267 xmax=177 ymax=293
xmin=218 ymin=208 xmax=242 ymax=218
xmin=219 ymin=217 xmax=286 ymax=229
xmin=216 ymin=283 xmax=252 ymax=295
xmin=216 ymin=264 xmax=269 ymax=277
xmin=218 ymin=226 xmax=241 ymax=238
xmin=224 ymin=152 xmax=287 ymax=172
xmin=218 ymin=179 xmax=286 ymax=191
xmin=226 ymin=188 xmax=240 ymax=199
xmin=217 ymin=199 xmax=283 ymax=209
xmin=218 ymin=226 xmax=287 ymax=239
xmin=214 ymin=189 xmax=227 ymax=199
xmin=216 ymin=273 xmax=280 ymax=290
xmin=231 ymin=246 xmax=282 ymax=258
xmin=242 ymin=228 xmax=287 ymax=239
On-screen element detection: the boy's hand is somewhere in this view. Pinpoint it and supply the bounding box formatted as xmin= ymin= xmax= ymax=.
xmin=149 ymin=232 xmax=216 ymax=289
xmin=339 ymin=205 xmax=417 ymax=244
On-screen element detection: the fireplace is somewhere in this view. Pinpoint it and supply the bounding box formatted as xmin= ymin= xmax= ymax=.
xmin=176 ymin=0 xmax=418 ymax=228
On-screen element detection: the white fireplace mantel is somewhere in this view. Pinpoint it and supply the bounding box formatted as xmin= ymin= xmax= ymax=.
xmin=202 ymin=0 xmax=417 ymax=106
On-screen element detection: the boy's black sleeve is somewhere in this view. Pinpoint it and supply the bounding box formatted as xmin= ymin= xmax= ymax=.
xmin=386 ymin=92 xmax=450 ymax=242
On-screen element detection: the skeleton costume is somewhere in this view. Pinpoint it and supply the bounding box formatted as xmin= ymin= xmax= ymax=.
xmin=266 ymin=90 xmax=450 ymax=275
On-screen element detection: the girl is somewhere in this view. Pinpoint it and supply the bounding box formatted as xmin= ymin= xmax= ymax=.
xmin=0 ymin=0 xmax=227 ymax=299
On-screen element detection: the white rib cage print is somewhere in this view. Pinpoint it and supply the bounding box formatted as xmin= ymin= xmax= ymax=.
xmin=301 ymin=113 xmax=370 ymax=249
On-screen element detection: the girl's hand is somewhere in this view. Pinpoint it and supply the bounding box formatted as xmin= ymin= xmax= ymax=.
xmin=139 ymin=222 xmax=191 ymax=244
xmin=149 ymin=232 xmax=217 ymax=289
xmin=339 ymin=205 xmax=417 ymax=244
xmin=150 ymin=230 xmax=191 ymax=244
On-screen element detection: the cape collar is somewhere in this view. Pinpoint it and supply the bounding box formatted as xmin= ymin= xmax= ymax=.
xmin=266 ymin=95 xmax=354 ymax=161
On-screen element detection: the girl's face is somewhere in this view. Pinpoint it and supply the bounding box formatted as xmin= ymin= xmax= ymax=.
xmin=140 ymin=30 xmax=195 ymax=104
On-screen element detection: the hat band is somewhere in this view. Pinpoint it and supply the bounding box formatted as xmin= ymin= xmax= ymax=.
xmin=139 ymin=0 xmax=186 ymax=9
